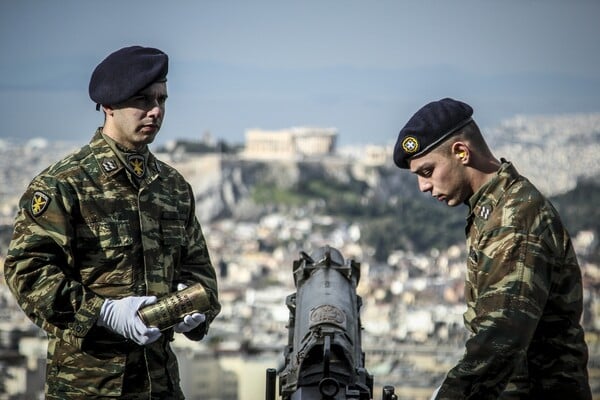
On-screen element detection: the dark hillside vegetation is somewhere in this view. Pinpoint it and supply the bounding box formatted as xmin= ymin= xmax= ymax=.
xmin=251 ymin=174 xmax=600 ymax=262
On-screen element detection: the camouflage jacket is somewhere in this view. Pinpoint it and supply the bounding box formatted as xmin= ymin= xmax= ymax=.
xmin=437 ymin=161 xmax=591 ymax=400
xmin=4 ymin=129 xmax=221 ymax=398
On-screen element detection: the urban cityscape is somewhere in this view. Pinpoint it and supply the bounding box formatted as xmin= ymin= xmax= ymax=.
xmin=1 ymin=113 xmax=599 ymax=399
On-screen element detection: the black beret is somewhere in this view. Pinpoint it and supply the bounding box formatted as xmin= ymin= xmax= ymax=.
xmin=89 ymin=46 xmax=168 ymax=108
xmin=393 ymin=98 xmax=473 ymax=169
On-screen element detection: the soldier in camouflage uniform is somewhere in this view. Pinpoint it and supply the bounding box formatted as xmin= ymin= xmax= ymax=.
xmin=393 ymin=98 xmax=591 ymax=399
xmin=4 ymin=46 xmax=221 ymax=399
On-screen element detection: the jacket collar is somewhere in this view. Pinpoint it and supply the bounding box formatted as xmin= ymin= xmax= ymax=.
xmin=467 ymin=159 xmax=520 ymax=223
xmin=89 ymin=128 xmax=162 ymax=180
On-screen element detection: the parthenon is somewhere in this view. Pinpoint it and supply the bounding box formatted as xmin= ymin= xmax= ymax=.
xmin=243 ymin=126 xmax=338 ymax=159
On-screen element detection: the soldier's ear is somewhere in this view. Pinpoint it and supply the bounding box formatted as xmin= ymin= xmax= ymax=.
xmin=452 ymin=142 xmax=469 ymax=163
xmin=101 ymin=105 xmax=114 ymax=116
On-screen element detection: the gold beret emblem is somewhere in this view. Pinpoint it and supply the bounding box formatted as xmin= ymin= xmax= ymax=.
xmin=402 ymin=136 xmax=419 ymax=154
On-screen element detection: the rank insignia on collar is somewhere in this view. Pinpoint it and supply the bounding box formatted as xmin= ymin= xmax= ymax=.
xmin=479 ymin=205 xmax=491 ymax=220
xmin=31 ymin=191 xmax=50 ymax=217
xmin=127 ymin=154 xmax=146 ymax=178
xmin=101 ymin=158 xmax=118 ymax=173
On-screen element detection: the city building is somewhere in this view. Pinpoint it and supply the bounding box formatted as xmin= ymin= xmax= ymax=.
xmin=243 ymin=126 xmax=337 ymax=160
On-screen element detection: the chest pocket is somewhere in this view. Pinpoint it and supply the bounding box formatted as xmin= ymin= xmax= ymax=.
xmin=76 ymin=221 xmax=134 ymax=287
xmin=77 ymin=221 xmax=133 ymax=247
xmin=159 ymin=213 xmax=188 ymax=278
xmin=160 ymin=217 xmax=187 ymax=245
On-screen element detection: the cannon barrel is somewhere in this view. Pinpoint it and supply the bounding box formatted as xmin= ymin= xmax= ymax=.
xmin=275 ymin=245 xmax=377 ymax=400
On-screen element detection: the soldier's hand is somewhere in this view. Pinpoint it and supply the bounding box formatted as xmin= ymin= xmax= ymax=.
xmin=173 ymin=283 xmax=206 ymax=333
xmin=174 ymin=312 xmax=206 ymax=333
xmin=97 ymin=295 xmax=162 ymax=345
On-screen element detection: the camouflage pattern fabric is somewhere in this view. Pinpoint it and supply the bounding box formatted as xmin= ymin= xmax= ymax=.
xmin=436 ymin=161 xmax=591 ymax=399
xmin=4 ymin=129 xmax=221 ymax=398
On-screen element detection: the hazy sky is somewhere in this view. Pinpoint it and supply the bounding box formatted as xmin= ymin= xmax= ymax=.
xmin=1 ymin=0 xmax=600 ymax=147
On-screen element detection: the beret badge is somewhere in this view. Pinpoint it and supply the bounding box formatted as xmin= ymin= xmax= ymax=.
xmin=401 ymin=136 xmax=419 ymax=154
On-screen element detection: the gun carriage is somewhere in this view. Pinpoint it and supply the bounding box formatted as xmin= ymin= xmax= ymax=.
xmin=266 ymin=246 xmax=396 ymax=400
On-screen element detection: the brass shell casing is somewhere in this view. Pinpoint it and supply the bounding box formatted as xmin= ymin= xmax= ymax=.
xmin=137 ymin=284 xmax=210 ymax=330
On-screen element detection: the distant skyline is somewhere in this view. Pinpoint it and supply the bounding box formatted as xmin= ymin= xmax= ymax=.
xmin=1 ymin=0 xmax=600 ymax=147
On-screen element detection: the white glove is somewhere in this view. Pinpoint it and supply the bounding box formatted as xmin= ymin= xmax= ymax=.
xmin=174 ymin=312 xmax=206 ymax=333
xmin=173 ymin=283 xmax=206 ymax=333
xmin=97 ymin=295 xmax=162 ymax=345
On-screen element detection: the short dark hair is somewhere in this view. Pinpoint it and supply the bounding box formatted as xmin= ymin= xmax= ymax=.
xmin=434 ymin=120 xmax=493 ymax=157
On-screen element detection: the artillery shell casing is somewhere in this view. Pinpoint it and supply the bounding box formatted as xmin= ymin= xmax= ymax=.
xmin=137 ymin=284 xmax=210 ymax=330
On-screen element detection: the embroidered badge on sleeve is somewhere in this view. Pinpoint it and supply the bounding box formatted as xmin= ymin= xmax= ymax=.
xmin=31 ymin=191 xmax=51 ymax=217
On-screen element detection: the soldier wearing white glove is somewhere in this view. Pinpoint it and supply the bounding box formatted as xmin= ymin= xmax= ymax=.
xmin=97 ymin=295 xmax=162 ymax=345
xmin=173 ymin=283 xmax=206 ymax=333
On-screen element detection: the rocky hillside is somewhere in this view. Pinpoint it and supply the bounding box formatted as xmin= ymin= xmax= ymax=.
xmin=161 ymin=133 xmax=600 ymax=259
